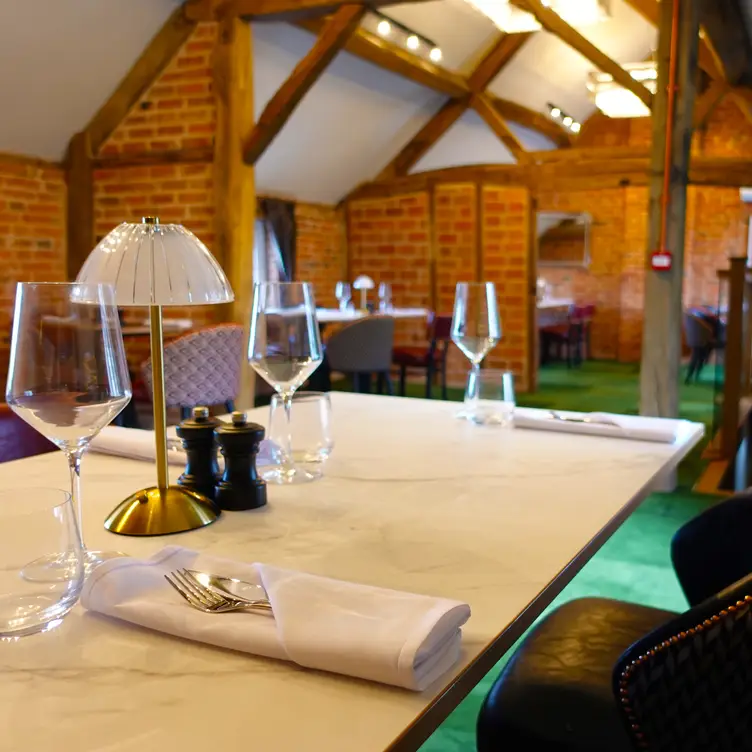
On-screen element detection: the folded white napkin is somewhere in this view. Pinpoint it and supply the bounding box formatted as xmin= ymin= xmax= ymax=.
xmin=89 ymin=425 xmax=278 ymax=466
xmin=513 ymin=408 xmax=679 ymax=444
xmin=82 ymin=546 xmax=471 ymax=691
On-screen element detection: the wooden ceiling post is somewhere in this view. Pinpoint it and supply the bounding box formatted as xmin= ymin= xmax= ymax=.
xmin=244 ymin=5 xmax=366 ymax=164
xmin=640 ymin=0 xmax=701 ymax=419
xmin=65 ymin=131 xmax=95 ymax=280
xmin=213 ymin=16 xmax=257 ymax=408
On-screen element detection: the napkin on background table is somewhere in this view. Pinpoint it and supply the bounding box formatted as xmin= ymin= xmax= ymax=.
xmin=81 ymin=546 xmax=471 ymax=691
xmin=89 ymin=425 xmax=278 ymax=466
xmin=513 ymin=408 xmax=679 ymax=444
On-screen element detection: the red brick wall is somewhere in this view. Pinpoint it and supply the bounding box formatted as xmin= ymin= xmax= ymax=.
xmin=295 ymin=203 xmax=347 ymax=308
xmin=0 ymin=159 xmax=67 ymax=377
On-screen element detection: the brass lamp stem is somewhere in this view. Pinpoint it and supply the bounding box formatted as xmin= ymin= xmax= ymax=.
xmin=149 ymin=304 xmax=169 ymax=492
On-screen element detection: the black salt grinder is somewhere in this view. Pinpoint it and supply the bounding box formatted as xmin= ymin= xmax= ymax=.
xmin=214 ymin=411 xmax=267 ymax=511
xmin=176 ymin=406 xmax=220 ymax=501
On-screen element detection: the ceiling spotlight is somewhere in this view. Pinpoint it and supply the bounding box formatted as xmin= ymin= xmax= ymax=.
xmin=563 ymin=115 xmax=573 ymax=126
xmin=406 ymin=34 xmax=420 ymax=50
xmin=377 ymin=19 xmax=391 ymax=36
xmin=550 ymin=107 xmax=561 ymax=118
xmin=571 ymin=122 xmax=581 ymax=133
xmin=430 ymin=46 xmax=442 ymax=62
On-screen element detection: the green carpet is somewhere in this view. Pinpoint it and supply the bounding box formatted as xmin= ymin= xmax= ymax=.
xmin=334 ymin=362 xmax=721 ymax=752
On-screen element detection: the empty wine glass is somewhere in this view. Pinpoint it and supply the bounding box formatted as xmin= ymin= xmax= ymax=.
xmin=248 ymin=282 xmax=324 ymax=484
xmin=335 ymin=281 xmax=352 ymax=312
xmin=451 ymin=282 xmax=501 ymax=418
xmin=5 ymin=283 xmax=132 ymax=576
xmin=378 ymin=282 xmax=392 ymax=312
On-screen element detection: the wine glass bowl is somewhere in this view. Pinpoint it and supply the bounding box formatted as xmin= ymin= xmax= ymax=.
xmin=335 ymin=281 xmax=352 ymax=312
xmin=248 ymin=282 xmax=323 ymax=484
xmin=5 ymin=283 xmax=132 ymax=574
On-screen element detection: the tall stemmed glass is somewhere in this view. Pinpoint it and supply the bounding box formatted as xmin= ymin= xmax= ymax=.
xmin=248 ymin=282 xmax=323 ymax=484
xmin=5 ymin=283 xmax=132 ymax=575
xmin=335 ymin=281 xmax=352 ymax=312
xmin=451 ymin=282 xmax=501 ymax=418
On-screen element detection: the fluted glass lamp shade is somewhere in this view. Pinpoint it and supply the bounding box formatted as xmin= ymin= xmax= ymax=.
xmin=76 ymin=219 xmax=233 ymax=306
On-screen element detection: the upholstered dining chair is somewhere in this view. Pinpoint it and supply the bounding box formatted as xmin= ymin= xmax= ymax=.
xmin=392 ymin=313 xmax=452 ymax=399
xmin=0 ymin=402 xmax=56 ymax=463
xmin=142 ymin=323 xmax=244 ymax=419
xmin=326 ymin=316 xmax=395 ymax=394
xmin=683 ymin=311 xmax=719 ymax=384
xmin=476 ymin=494 xmax=752 ymax=752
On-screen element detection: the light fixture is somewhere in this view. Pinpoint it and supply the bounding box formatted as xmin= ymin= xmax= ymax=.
xmin=547 ymin=102 xmax=581 ymax=134
xmin=587 ymin=60 xmax=658 ymax=118
xmin=462 ymin=0 xmax=611 ymax=32
xmin=369 ymin=11 xmax=441 ymax=64
xmin=76 ymin=217 xmax=233 ymax=537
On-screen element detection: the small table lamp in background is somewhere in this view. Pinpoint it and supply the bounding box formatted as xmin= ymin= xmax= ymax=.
xmin=353 ymin=275 xmax=374 ymax=310
xmin=76 ymin=217 xmax=234 ymax=536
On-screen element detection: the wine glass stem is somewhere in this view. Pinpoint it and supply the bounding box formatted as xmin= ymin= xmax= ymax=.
xmin=283 ymin=394 xmax=294 ymax=466
xmin=67 ymin=448 xmax=85 ymax=549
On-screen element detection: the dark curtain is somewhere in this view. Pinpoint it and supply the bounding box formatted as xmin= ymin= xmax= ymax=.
xmin=261 ymin=198 xmax=296 ymax=282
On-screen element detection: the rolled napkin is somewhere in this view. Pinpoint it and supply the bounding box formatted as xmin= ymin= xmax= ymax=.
xmin=82 ymin=546 xmax=471 ymax=691
xmin=513 ymin=408 xmax=679 ymax=444
xmin=89 ymin=425 xmax=279 ymax=466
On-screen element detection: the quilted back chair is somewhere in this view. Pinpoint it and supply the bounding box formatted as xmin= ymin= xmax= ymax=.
xmin=614 ymin=572 xmax=752 ymax=752
xmin=142 ymin=324 xmax=244 ymax=418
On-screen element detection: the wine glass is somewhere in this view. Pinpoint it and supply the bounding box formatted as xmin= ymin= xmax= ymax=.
xmin=248 ymin=282 xmax=324 ymax=484
xmin=451 ymin=282 xmax=501 ymax=418
xmin=378 ymin=282 xmax=392 ymax=312
xmin=335 ymin=281 xmax=352 ymax=312
xmin=5 ymin=283 xmax=132 ymax=576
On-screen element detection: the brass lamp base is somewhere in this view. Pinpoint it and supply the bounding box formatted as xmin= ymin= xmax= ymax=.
xmin=104 ymin=485 xmax=220 ymax=537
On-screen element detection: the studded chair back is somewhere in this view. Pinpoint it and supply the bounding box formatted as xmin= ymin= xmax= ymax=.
xmin=614 ymin=572 xmax=752 ymax=752
xmin=142 ymin=324 xmax=244 ymax=409
xmin=326 ymin=316 xmax=395 ymax=373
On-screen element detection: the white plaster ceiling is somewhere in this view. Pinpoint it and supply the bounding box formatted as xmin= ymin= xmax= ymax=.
xmin=0 ymin=0 xmax=657 ymax=202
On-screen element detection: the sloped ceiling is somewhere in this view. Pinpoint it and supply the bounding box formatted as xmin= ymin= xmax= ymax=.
xmin=0 ymin=0 xmax=657 ymax=203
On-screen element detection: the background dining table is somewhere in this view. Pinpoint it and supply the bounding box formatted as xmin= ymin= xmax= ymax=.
xmin=316 ymin=307 xmax=429 ymax=323
xmin=0 ymin=393 xmax=703 ymax=752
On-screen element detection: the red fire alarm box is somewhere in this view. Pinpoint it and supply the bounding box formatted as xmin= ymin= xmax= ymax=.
xmin=651 ymin=250 xmax=673 ymax=271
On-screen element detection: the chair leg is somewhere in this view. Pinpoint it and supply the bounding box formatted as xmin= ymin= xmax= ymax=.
xmin=441 ymin=354 xmax=448 ymax=401
xmin=399 ymin=365 xmax=407 ymax=396
xmin=376 ymin=373 xmax=385 ymax=395
xmin=426 ymin=364 xmax=434 ymax=400
xmin=382 ymin=372 xmax=394 ymax=396
xmin=686 ymin=348 xmax=700 ymax=383
xmin=224 ymin=400 xmax=235 ymax=414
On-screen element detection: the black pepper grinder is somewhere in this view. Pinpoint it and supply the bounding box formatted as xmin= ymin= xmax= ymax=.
xmin=176 ymin=406 xmax=220 ymax=501
xmin=214 ymin=411 xmax=267 ymax=511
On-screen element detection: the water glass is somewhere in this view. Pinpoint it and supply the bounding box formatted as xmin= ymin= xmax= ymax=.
xmin=378 ymin=282 xmax=392 ymax=312
xmin=464 ymin=369 xmax=516 ymax=426
xmin=0 ymin=489 xmax=84 ymax=638
xmin=268 ymin=392 xmax=333 ymax=478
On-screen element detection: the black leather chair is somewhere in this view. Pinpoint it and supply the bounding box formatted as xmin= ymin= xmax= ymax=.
xmin=477 ymin=494 xmax=752 ymax=752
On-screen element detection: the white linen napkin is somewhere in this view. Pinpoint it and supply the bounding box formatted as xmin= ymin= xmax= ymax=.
xmin=513 ymin=408 xmax=679 ymax=443
xmin=89 ymin=425 xmax=278 ymax=466
xmin=82 ymin=546 xmax=471 ymax=691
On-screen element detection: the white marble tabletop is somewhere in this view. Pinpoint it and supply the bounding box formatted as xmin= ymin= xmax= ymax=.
xmin=316 ymin=307 xmax=429 ymax=323
xmin=0 ymin=394 xmax=703 ymax=752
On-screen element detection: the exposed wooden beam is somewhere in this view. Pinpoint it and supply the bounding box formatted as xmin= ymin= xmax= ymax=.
xmin=731 ymin=87 xmax=752 ymax=127
xmin=515 ymin=0 xmax=653 ymax=110
xmin=244 ymin=5 xmax=365 ymax=164
xmin=471 ymin=93 xmax=530 ymax=163
xmin=490 ymin=96 xmax=573 ymax=147
xmin=213 ymin=16 xmax=257 ymax=407
xmin=693 ymin=80 xmax=729 ymax=128
xmin=297 ymin=18 xmax=469 ymax=97
xmin=468 ymin=32 xmax=532 ymax=92
xmin=85 ymin=6 xmax=197 ymax=155
xmin=700 ymin=0 xmax=752 ymax=86
xmin=186 ymin=0 xmax=431 ymax=22
xmin=65 ymin=132 xmax=95 ymax=280
xmin=622 ymin=0 xmax=724 ymax=79
xmin=378 ymin=97 xmax=471 ymax=180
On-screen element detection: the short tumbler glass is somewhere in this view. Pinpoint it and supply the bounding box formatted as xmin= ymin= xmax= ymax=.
xmin=268 ymin=391 xmax=333 ymax=478
xmin=464 ymin=369 xmax=516 ymax=427
xmin=0 ymin=489 xmax=85 ymax=638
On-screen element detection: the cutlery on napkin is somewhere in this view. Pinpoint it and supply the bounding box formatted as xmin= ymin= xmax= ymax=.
xmin=89 ymin=425 xmax=279 ymax=466
xmin=81 ymin=546 xmax=471 ymax=691
xmin=513 ymin=408 xmax=679 ymax=443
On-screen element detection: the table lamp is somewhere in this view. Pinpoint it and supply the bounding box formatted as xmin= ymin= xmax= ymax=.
xmin=353 ymin=275 xmax=374 ymax=310
xmin=76 ymin=217 xmax=234 ymax=536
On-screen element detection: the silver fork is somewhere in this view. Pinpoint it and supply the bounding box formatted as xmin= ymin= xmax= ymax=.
xmin=164 ymin=569 xmax=273 ymax=614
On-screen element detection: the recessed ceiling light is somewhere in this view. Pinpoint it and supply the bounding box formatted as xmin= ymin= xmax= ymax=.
xmin=377 ymin=19 xmax=391 ymax=36
xmin=550 ymin=107 xmax=561 ymax=118
xmin=563 ymin=116 xmax=573 ymax=126
xmin=429 ymin=47 xmax=442 ymax=62
xmin=406 ymin=35 xmax=420 ymax=50
xmin=571 ymin=122 xmax=581 ymax=133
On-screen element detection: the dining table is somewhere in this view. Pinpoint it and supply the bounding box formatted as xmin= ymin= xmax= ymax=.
xmin=316 ymin=307 xmax=429 ymax=323
xmin=0 ymin=393 xmax=703 ymax=752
